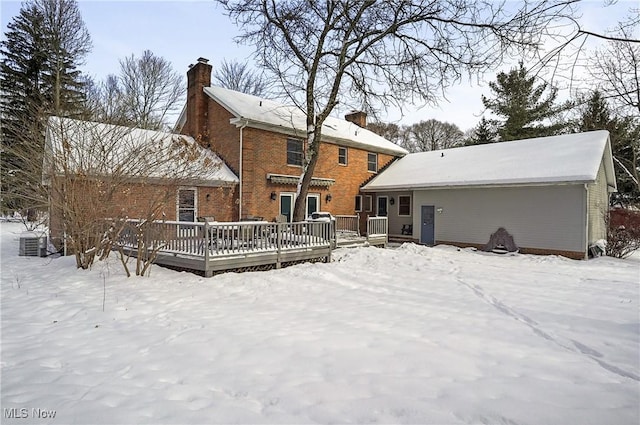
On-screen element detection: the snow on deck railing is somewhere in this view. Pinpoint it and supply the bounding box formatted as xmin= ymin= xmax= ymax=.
xmin=118 ymin=219 xmax=334 ymax=258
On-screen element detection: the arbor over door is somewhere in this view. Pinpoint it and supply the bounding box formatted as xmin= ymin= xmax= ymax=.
xmin=421 ymin=205 xmax=435 ymax=245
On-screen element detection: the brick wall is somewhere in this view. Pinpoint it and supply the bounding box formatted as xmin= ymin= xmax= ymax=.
xmin=49 ymin=180 xmax=236 ymax=245
xmin=182 ymin=61 xmax=401 ymax=222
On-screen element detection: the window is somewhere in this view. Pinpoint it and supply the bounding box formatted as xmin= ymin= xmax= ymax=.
xmin=338 ymin=147 xmax=348 ymax=165
xmin=399 ymin=195 xmax=411 ymax=216
xmin=365 ymin=195 xmax=373 ymax=212
xmin=177 ymin=189 xmax=196 ymax=222
xmin=287 ymin=139 xmax=303 ymax=166
xmin=355 ymin=195 xmax=362 ymax=212
xmin=306 ymin=194 xmax=319 ymax=218
xmin=367 ymin=152 xmax=378 ymax=172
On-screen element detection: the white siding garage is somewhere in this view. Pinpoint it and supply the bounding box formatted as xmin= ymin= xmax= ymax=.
xmin=412 ymin=185 xmax=587 ymax=254
xmin=362 ymin=131 xmax=617 ymax=259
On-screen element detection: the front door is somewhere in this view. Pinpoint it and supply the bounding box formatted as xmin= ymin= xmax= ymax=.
xmin=377 ymin=196 xmax=388 ymax=217
xmin=280 ymin=194 xmax=294 ymax=222
xmin=421 ymin=205 xmax=435 ymax=245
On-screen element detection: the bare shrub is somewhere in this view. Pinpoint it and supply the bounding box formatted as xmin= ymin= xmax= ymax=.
xmin=607 ymin=208 xmax=640 ymax=259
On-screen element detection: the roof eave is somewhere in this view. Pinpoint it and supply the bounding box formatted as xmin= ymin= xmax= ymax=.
xmin=230 ymin=117 xmax=407 ymax=156
xmin=362 ymin=179 xmax=597 ymax=192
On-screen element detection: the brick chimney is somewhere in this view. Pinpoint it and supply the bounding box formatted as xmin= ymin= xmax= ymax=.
xmin=185 ymin=57 xmax=212 ymax=143
xmin=345 ymin=110 xmax=367 ymax=128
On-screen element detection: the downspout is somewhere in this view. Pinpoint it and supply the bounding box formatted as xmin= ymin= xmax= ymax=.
xmin=584 ymin=184 xmax=589 ymax=260
xmin=238 ymin=119 xmax=249 ymax=220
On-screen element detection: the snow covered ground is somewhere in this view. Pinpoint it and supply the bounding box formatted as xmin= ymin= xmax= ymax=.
xmin=1 ymin=221 xmax=638 ymax=425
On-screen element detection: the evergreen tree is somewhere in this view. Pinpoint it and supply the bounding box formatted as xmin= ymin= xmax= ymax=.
xmin=575 ymin=91 xmax=639 ymax=197
xmin=466 ymin=117 xmax=498 ymax=145
xmin=0 ymin=0 xmax=92 ymax=212
xmin=482 ymin=61 xmax=572 ymax=141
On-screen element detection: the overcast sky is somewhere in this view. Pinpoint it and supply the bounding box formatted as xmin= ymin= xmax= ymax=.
xmin=1 ymin=0 xmax=636 ymax=130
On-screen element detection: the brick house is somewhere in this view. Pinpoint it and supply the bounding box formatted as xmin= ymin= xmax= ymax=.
xmin=44 ymin=116 xmax=238 ymax=246
xmin=176 ymin=57 xmax=408 ymax=224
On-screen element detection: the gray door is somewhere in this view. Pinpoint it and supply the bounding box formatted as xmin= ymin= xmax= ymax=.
xmin=421 ymin=205 xmax=435 ymax=245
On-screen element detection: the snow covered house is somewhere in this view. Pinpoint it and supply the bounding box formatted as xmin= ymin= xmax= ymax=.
xmin=44 ymin=116 xmax=238 ymax=246
xmin=361 ymin=131 xmax=617 ymax=259
xmin=177 ymin=57 xmax=408 ymax=223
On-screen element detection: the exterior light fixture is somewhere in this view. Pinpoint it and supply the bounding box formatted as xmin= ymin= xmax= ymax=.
xmin=325 ymin=194 xmax=332 ymax=202
xmin=389 ymin=197 xmax=395 ymax=205
xmin=270 ymin=191 xmax=277 ymax=201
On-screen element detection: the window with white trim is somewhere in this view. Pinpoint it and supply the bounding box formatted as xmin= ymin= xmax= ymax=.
xmin=287 ymin=139 xmax=303 ymax=166
xmin=398 ymin=195 xmax=411 ymax=216
xmin=367 ymin=152 xmax=378 ymax=172
xmin=306 ymin=194 xmax=320 ymax=218
xmin=338 ymin=147 xmax=348 ymax=165
xmin=365 ymin=195 xmax=373 ymax=212
xmin=355 ymin=195 xmax=363 ymax=212
xmin=177 ymin=188 xmax=197 ymax=222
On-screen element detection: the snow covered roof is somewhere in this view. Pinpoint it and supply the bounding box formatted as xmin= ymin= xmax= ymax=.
xmin=45 ymin=117 xmax=238 ymax=186
xmin=203 ymin=86 xmax=408 ymax=156
xmin=362 ymin=131 xmax=616 ymax=191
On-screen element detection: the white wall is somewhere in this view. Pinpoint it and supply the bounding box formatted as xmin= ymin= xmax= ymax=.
xmin=587 ymin=162 xmax=609 ymax=243
xmin=412 ymin=185 xmax=587 ymax=253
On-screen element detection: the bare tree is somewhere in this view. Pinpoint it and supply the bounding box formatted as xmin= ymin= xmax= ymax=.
xmin=218 ymin=0 xmax=578 ymax=221
xmin=213 ymin=58 xmax=268 ymax=96
xmin=40 ymin=116 xmax=223 ymax=273
xmin=591 ymin=26 xmax=640 ymax=116
xmin=407 ymin=119 xmax=464 ymax=152
xmin=117 ymin=50 xmax=184 ymax=130
xmin=367 ymin=121 xmax=410 ymax=151
xmin=588 ymin=24 xmax=640 ymax=194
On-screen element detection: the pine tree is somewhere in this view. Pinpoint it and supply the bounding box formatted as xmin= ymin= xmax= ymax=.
xmin=466 ymin=117 xmax=498 ymax=145
xmin=0 ymin=0 xmax=92 ymax=212
xmin=576 ymin=91 xmax=639 ymax=197
xmin=482 ymin=61 xmax=572 ymax=141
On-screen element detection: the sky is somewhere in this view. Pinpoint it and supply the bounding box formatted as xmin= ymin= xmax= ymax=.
xmin=0 ymin=0 xmax=637 ymax=130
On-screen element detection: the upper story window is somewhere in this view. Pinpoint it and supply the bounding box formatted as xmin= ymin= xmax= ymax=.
xmin=338 ymin=147 xmax=348 ymax=165
xmin=398 ymin=195 xmax=411 ymax=216
xmin=287 ymin=138 xmax=303 ymax=166
xmin=367 ymin=152 xmax=378 ymax=172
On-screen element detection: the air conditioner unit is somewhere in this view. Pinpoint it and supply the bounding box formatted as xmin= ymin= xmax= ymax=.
xmin=19 ymin=234 xmax=47 ymax=257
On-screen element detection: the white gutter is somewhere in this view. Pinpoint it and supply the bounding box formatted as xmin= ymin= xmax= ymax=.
xmin=238 ymin=119 xmax=249 ymax=220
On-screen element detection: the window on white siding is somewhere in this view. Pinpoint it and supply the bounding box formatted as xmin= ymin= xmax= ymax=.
xmin=177 ymin=188 xmax=197 ymax=222
xmin=398 ymin=195 xmax=411 ymax=216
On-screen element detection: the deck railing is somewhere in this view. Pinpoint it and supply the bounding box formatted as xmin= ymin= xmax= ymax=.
xmin=335 ymin=214 xmax=360 ymax=235
xmin=117 ymin=217 xmax=387 ymax=275
xmin=367 ymin=216 xmax=388 ymax=246
xmin=118 ymin=219 xmax=334 ymax=257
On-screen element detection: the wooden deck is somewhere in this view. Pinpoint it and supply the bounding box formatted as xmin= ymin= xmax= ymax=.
xmin=119 ymin=216 xmax=387 ymax=276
